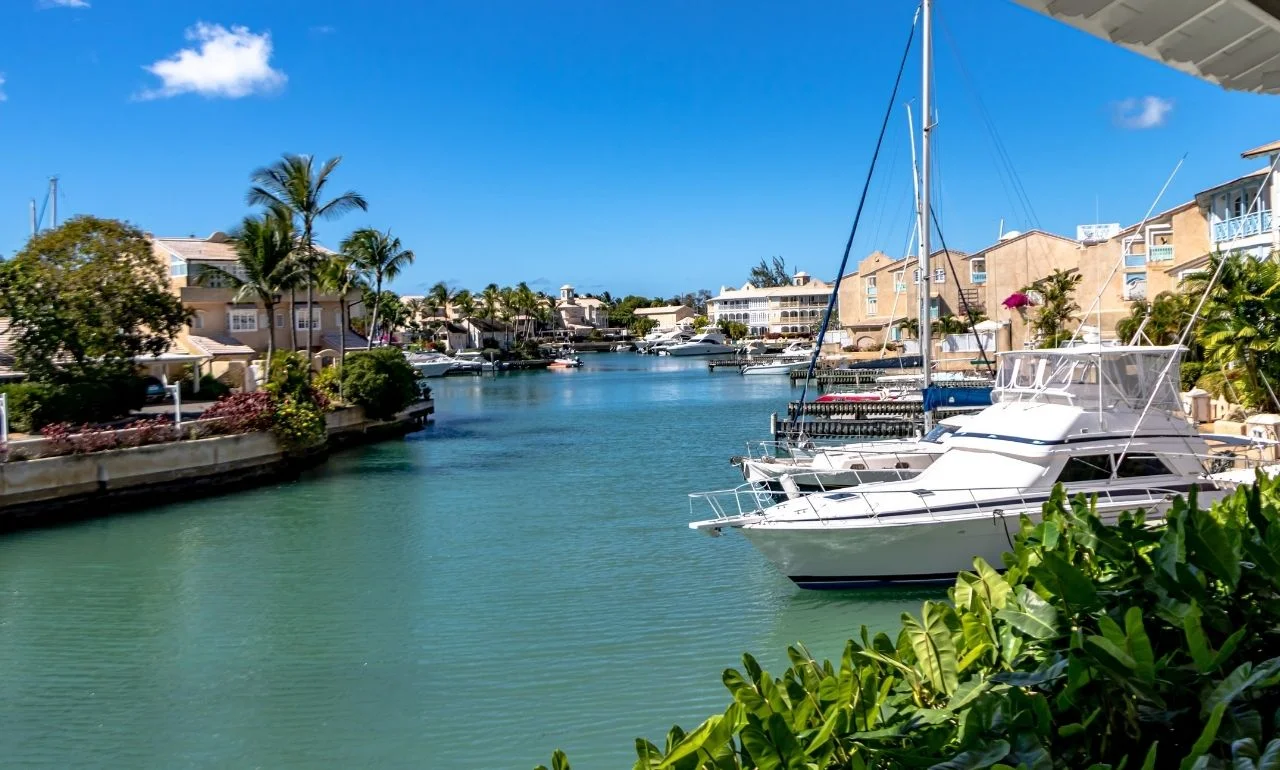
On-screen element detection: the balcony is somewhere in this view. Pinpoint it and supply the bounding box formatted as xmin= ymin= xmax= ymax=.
xmin=970 ymin=271 xmax=986 ymax=284
xmin=1213 ymin=210 xmax=1273 ymax=242
xmin=1148 ymin=244 xmax=1174 ymax=261
xmin=1123 ymin=254 xmax=1147 ymax=268
xmin=865 ymin=285 xmax=877 ymax=296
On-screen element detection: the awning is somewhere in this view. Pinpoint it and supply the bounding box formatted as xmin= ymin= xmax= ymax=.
xmin=1014 ymin=0 xmax=1280 ymax=94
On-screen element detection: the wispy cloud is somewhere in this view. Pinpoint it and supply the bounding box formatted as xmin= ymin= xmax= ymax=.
xmin=1113 ymin=96 xmax=1173 ymax=130
xmin=38 ymin=0 xmax=89 ymax=8
xmin=138 ymin=22 xmax=286 ymax=100
xmin=0 ymin=74 xmax=7 ymax=102
xmin=309 ymin=25 xmax=336 ymax=36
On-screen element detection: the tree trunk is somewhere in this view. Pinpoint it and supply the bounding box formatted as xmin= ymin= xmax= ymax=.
xmin=367 ymin=274 xmax=383 ymax=349
xmin=264 ymin=300 xmax=276 ymax=384
xmin=289 ymin=288 xmax=298 ymax=351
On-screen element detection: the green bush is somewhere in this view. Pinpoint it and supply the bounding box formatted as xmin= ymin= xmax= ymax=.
xmin=539 ymin=478 xmax=1280 ymax=770
xmin=272 ymin=396 xmax=326 ymax=449
xmin=314 ymin=365 xmax=343 ymax=402
xmin=1181 ymin=360 xmax=1206 ymax=392
xmin=0 ymin=375 xmax=144 ymax=432
xmin=265 ymin=351 xmax=312 ymax=402
xmin=181 ymin=374 xmax=230 ymax=401
xmin=340 ymin=348 xmax=419 ymax=420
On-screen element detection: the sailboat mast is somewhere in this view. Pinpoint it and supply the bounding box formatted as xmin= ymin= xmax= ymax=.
xmin=918 ymin=0 xmax=934 ymax=430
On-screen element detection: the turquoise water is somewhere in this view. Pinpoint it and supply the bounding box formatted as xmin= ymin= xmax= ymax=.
xmin=0 ymin=354 xmax=934 ymax=769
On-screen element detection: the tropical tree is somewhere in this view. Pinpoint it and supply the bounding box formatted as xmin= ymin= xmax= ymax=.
xmin=749 ymin=256 xmax=792 ymax=288
xmin=341 ymin=228 xmax=415 ymax=348
xmin=317 ymin=252 xmax=368 ymax=371
xmin=895 ymin=318 xmax=920 ymax=339
xmin=248 ymin=153 xmax=368 ymax=354
xmin=1115 ymin=290 xmax=1194 ymax=347
xmin=1021 ymin=267 xmax=1082 ymax=348
xmin=1184 ymin=253 xmax=1280 ymax=407
xmin=717 ymin=319 xmax=748 ymax=340
xmin=452 ymin=289 xmax=476 ymax=321
xmin=480 ymin=283 xmax=502 ymax=324
xmin=402 ymin=297 xmax=428 ymax=340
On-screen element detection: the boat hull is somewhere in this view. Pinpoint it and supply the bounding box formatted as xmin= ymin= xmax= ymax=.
xmin=662 ymin=344 xmax=738 ymax=357
xmin=411 ymin=361 xmax=455 ymax=378
xmin=742 ymin=361 xmax=806 ymax=375
xmin=738 ymin=491 xmax=1225 ymax=589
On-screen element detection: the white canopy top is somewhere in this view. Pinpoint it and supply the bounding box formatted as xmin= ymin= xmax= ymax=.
xmin=1015 ymin=0 xmax=1280 ymax=94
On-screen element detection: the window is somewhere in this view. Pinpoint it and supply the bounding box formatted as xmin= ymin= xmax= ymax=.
xmin=893 ymin=270 xmax=906 ymax=292
xmin=1056 ymin=455 xmax=1112 ymax=483
xmin=295 ymin=307 xmax=322 ymax=330
xmin=970 ymin=258 xmax=986 ymax=284
xmin=913 ymin=268 xmax=922 ymax=284
xmin=228 ymin=309 xmax=258 ymax=333
xmin=192 ymin=311 xmax=204 ymax=330
xmin=1114 ymin=454 xmax=1172 ymax=478
xmin=276 ymin=312 xmax=285 ymax=328
xmin=866 ymin=298 xmax=878 ymax=316
xmin=865 ymin=276 xmax=877 ymax=295
xmin=934 ymin=268 xmax=945 ymax=284
xmin=169 ymin=254 xmax=187 ymax=278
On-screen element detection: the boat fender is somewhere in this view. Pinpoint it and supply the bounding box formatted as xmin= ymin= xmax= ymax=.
xmin=779 ymin=474 xmax=802 ymax=500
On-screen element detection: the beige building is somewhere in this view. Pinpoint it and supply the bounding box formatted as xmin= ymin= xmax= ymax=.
xmin=708 ymin=272 xmax=835 ymax=336
xmin=153 ymin=231 xmax=366 ymax=382
xmin=555 ymin=285 xmax=608 ymax=331
xmin=633 ymin=304 xmax=695 ymax=331
xmin=837 ymin=248 xmax=983 ymax=351
xmin=965 ymin=230 xmax=1081 ymax=349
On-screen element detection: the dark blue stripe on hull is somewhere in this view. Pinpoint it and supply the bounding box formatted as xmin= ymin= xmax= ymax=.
xmin=791 ymin=573 xmax=959 ymax=590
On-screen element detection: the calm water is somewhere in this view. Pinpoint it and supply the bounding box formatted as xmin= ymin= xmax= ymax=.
xmin=0 ymin=354 xmax=934 ymax=769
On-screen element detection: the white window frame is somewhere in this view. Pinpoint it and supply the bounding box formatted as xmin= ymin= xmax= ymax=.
xmin=969 ymin=258 xmax=987 ymax=283
xmin=865 ymin=276 xmax=877 ymax=295
xmin=866 ymin=297 xmax=878 ymax=316
xmin=192 ymin=311 xmax=204 ymax=330
xmin=912 ymin=268 xmax=922 ymax=284
xmin=228 ymin=309 xmax=258 ymax=333
xmin=294 ymin=307 xmax=322 ymax=331
xmin=276 ymin=312 xmax=285 ymax=328
xmin=933 ymin=268 xmax=945 ymax=284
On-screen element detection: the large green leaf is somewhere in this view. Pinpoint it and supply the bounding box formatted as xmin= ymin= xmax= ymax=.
xmin=974 ymin=558 xmax=1013 ymax=610
xmin=927 ymin=741 xmax=1010 ymax=770
xmin=997 ymin=588 xmax=1060 ymax=640
xmin=740 ymin=723 xmax=784 ymax=770
xmin=1232 ymin=737 xmax=1259 ymax=770
xmin=910 ymin=602 xmax=960 ymax=696
xmin=1186 ymin=509 xmax=1242 ymax=588
xmin=1258 ymin=738 xmax=1280 ymax=770
xmin=1125 ymin=607 xmax=1157 ymax=685
xmin=1029 ymin=552 xmax=1099 ymax=610
xmin=1006 ymin=730 xmax=1053 ymax=770
xmin=1180 ymin=702 xmax=1227 ymax=770
xmin=1206 ymin=659 xmax=1280 ymax=716
xmin=659 ymin=704 xmax=744 ymax=769
xmin=1084 ymin=635 xmax=1138 ymax=676
xmin=1140 ymin=741 xmax=1159 ymax=770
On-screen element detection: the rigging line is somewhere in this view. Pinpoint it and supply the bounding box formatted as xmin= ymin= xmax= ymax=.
xmin=931 ymin=207 xmax=995 ymax=377
xmin=1070 ymin=154 xmax=1185 ymax=346
xmin=796 ymin=5 xmax=921 ymax=423
xmin=868 ymin=112 xmax=906 ymax=249
xmin=936 ymin=9 xmax=1040 ymax=230
xmin=1117 ymin=150 xmax=1280 ymax=471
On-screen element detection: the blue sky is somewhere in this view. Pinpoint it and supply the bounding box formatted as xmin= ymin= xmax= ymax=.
xmin=2 ymin=0 xmax=1280 ymax=299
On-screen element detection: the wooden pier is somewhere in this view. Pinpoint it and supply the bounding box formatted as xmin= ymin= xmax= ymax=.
xmin=787 ymin=368 xmax=892 ymax=387
xmin=707 ymin=357 xmax=748 ymax=371
xmin=771 ymin=402 xmax=984 ymax=440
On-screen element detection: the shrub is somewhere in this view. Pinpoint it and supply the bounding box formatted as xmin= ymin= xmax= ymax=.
xmin=340 ymin=348 xmax=419 ymax=420
xmin=314 ymin=365 xmax=343 ymax=403
xmin=271 ymin=396 xmax=326 ymax=450
xmin=201 ymin=391 xmax=274 ymax=434
xmin=538 ymin=478 xmax=1280 ymax=770
xmin=181 ymin=374 xmax=230 ymax=401
xmin=1181 ymin=360 xmax=1206 ymax=392
xmin=0 ymin=375 xmax=145 ymax=431
xmin=0 ymin=383 xmax=56 ymax=432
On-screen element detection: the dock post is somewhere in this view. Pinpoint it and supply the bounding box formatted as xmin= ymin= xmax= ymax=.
xmin=770 ymin=412 xmax=778 ymax=440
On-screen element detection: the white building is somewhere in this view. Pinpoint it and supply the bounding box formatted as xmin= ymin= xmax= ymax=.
xmin=707 ymin=271 xmax=836 ymax=336
xmin=555 ymin=284 xmax=609 ymax=330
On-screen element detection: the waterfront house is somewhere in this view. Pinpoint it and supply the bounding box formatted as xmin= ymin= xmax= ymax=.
xmin=633 ymin=304 xmax=695 ymax=331
xmin=152 ymin=231 xmax=367 ymax=383
xmin=555 ymin=285 xmax=609 ymax=331
xmin=435 ymin=322 xmax=470 ymax=353
xmin=460 ymin=317 xmax=516 ymax=350
xmin=707 ymin=272 xmax=834 ymax=337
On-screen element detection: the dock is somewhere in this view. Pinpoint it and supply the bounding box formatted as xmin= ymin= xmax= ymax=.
xmin=787 ymin=368 xmax=893 ymax=387
xmin=706 ymin=357 xmax=749 ymax=371
xmin=771 ymin=398 xmax=985 ymax=440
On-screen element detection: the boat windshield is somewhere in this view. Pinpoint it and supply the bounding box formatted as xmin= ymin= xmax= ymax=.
xmin=914 ymin=448 xmax=1047 ymax=490
xmin=993 ymin=347 xmax=1185 ymax=415
xmin=920 ymin=424 xmax=957 ymax=444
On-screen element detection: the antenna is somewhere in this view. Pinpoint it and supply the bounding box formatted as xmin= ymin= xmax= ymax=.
xmin=997 ymin=217 xmax=1004 ymax=240
xmin=50 ymin=177 xmax=58 ymax=228
xmin=29 ymin=200 xmax=36 ymax=236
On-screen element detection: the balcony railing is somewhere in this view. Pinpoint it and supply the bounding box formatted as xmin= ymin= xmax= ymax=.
xmin=1213 ymin=210 xmax=1273 ymax=242
xmin=970 ymin=271 xmax=987 ymax=284
xmin=1149 ymin=244 xmax=1174 ymax=261
xmin=865 ymin=285 xmax=877 ymax=296
xmin=894 ymin=282 xmax=906 ymax=293
xmin=1123 ymin=254 xmax=1146 ymax=268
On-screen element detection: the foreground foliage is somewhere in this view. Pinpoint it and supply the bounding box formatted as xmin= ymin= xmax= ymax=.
xmin=340 ymin=348 xmax=419 ymax=420
xmin=540 ymin=477 xmax=1280 ymax=769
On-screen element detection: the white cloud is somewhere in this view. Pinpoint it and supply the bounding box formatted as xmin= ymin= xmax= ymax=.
xmin=138 ymin=22 xmax=286 ymax=100
xmin=1113 ymin=96 xmax=1173 ymax=129
xmin=309 ymin=25 xmax=335 ymax=36
xmin=0 ymin=74 xmax=7 ymax=102
xmin=38 ymin=0 xmax=90 ymax=8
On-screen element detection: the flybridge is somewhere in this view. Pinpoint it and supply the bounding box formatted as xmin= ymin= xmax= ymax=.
xmin=992 ymin=345 xmax=1186 ymax=414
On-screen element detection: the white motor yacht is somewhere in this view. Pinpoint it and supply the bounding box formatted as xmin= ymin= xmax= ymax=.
xmin=405 ymin=351 xmax=457 ymax=378
xmin=739 ymin=415 xmax=971 ymax=492
xmin=741 ymin=341 xmax=815 ymax=375
xmin=636 ymin=328 xmax=694 ymax=354
xmin=661 ymin=331 xmax=737 ymax=357
xmin=690 ymin=345 xmax=1230 ymax=589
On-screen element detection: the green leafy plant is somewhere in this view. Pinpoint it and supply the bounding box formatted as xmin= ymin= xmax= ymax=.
xmin=271 ymin=396 xmax=326 ymax=449
xmin=340 ymin=348 xmax=419 ymax=420
xmin=538 ymin=477 xmax=1280 ymax=769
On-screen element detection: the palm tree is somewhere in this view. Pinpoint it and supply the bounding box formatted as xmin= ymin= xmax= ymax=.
xmin=480 ymin=283 xmax=502 ymax=324
xmin=403 ymin=297 xmax=427 ymax=340
xmin=317 ymin=251 xmax=369 ymax=371
xmin=196 ymin=212 xmax=298 ymax=380
xmin=1022 ymin=268 xmax=1082 ymax=348
xmin=428 ymin=282 xmax=452 ymax=318
xmin=895 ymin=318 xmax=920 ymax=339
xmin=1185 ymin=253 xmax=1280 ymax=407
xmin=1115 ymin=291 xmax=1190 ymax=346
xmin=452 ymin=289 xmax=476 ymax=321
xmin=248 ymin=154 xmax=368 ymax=355
xmin=341 ymin=228 xmax=415 ymax=348
xmin=749 ymin=256 xmax=792 ymax=288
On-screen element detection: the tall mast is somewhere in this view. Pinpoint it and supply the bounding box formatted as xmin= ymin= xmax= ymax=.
xmin=918 ymin=0 xmax=934 ymax=430
xmin=49 ymin=177 xmax=58 ymax=228
xmin=29 ymin=199 xmax=36 ymax=237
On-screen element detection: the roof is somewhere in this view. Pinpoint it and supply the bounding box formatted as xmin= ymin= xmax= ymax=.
xmin=711 ymin=280 xmax=835 ymax=300
xmin=466 ymin=317 xmax=513 ymax=333
xmin=186 ymin=334 xmax=255 ymax=357
xmin=964 ymin=229 xmax=1077 ymax=258
xmin=1243 ymin=139 xmax=1280 ymax=159
xmin=1013 ymin=0 xmax=1280 ymax=95
xmin=441 ymin=322 xmax=468 ymax=334
xmin=1195 ymin=168 xmax=1269 ymax=197
xmin=1112 ymin=200 xmax=1200 ymax=237
xmin=320 ymin=331 xmax=369 ymax=350
xmin=634 ymin=305 xmax=692 ymax=315
xmin=154 ymin=231 xmax=334 ymax=262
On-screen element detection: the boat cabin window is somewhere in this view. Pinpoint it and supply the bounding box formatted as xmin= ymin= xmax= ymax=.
xmin=1114 ymin=454 xmax=1173 ymax=478
xmin=920 ymin=424 xmax=957 ymax=444
xmin=1056 ymin=455 xmax=1113 ymax=483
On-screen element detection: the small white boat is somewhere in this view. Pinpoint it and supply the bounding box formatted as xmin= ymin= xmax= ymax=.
xmin=405 ymin=352 xmax=457 ymax=378
xmin=549 ymin=347 xmax=582 ymax=369
xmin=661 ymin=331 xmax=737 ymax=357
xmin=741 ymin=359 xmax=808 ymax=376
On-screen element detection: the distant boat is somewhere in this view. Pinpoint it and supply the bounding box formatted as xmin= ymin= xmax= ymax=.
xmin=405 ymin=352 xmax=457 ymax=378
xmin=549 ymin=347 xmax=583 ymax=369
xmin=660 ymin=331 xmax=737 ymax=357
